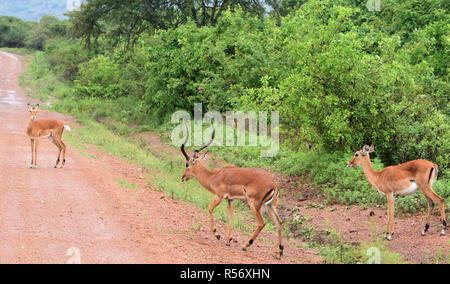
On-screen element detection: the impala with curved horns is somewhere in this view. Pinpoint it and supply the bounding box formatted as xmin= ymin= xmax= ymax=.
xmin=348 ymin=145 xmax=446 ymax=240
xmin=27 ymin=103 xmax=71 ymax=168
xmin=180 ymin=122 xmax=284 ymax=257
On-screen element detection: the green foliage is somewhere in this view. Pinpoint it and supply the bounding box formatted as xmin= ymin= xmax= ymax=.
xmin=27 ymin=15 xmax=70 ymax=50
xmin=75 ymin=55 xmax=122 ymax=99
xmin=44 ymin=38 xmax=89 ymax=80
xmin=67 ymin=0 xmax=267 ymax=48
xmin=0 ymin=16 xmax=34 ymax=47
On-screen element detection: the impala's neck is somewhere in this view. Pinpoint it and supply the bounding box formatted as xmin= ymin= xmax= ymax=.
xmin=193 ymin=162 xmax=216 ymax=193
xmin=361 ymin=155 xmax=380 ymax=188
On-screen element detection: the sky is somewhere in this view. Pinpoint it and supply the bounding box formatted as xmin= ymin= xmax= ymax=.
xmin=0 ymin=0 xmax=84 ymax=21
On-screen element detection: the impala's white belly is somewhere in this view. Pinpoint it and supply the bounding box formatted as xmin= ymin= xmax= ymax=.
xmin=224 ymin=194 xmax=246 ymax=201
xmin=396 ymin=181 xmax=419 ymax=196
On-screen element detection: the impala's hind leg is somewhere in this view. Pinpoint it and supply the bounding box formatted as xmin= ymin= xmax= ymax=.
xmin=54 ymin=134 xmax=67 ymax=168
xmin=242 ymin=202 xmax=265 ymax=251
xmin=59 ymin=138 xmax=67 ymax=167
xmin=50 ymin=136 xmax=62 ymax=168
xmin=267 ymin=203 xmax=284 ymax=258
xmin=421 ymin=184 xmax=446 ymax=236
xmin=422 ymin=197 xmax=434 ymax=236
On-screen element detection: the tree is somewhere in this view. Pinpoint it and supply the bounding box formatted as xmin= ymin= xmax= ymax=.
xmin=0 ymin=16 xmax=32 ymax=47
xmin=67 ymin=0 xmax=266 ymax=48
xmin=27 ymin=15 xmax=70 ymax=50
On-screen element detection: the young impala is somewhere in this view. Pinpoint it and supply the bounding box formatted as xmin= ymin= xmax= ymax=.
xmin=26 ymin=103 xmax=71 ymax=168
xmin=347 ymin=145 xmax=446 ymax=240
xmin=180 ymin=122 xmax=284 ymax=258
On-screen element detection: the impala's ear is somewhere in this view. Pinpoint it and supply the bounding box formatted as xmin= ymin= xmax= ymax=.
xmin=201 ymin=151 xmax=209 ymax=162
xmin=361 ymin=145 xmax=369 ymax=156
xmin=36 ymin=104 xmax=40 ymax=109
xmin=27 ymin=103 xmax=32 ymax=111
xmin=361 ymin=145 xmax=374 ymax=156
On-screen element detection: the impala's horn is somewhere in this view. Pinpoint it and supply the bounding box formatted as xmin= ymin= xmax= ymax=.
xmin=181 ymin=121 xmax=190 ymax=161
xmin=195 ymin=123 xmax=215 ymax=153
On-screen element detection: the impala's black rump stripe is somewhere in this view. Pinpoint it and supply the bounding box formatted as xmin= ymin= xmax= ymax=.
xmin=427 ymin=167 xmax=434 ymax=184
xmin=261 ymin=188 xmax=275 ymax=202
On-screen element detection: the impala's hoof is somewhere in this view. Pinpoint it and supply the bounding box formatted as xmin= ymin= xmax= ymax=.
xmin=215 ymin=234 xmax=221 ymax=240
xmin=241 ymin=247 xmax=247 ymax=251
xmin=421 ymin=231 xmax=426 ymax=236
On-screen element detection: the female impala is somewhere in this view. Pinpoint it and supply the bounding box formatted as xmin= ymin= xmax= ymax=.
xmin=180 ymin=122 xmax=284 ymax=258
xmin=26 ymin=103 xmax=71 ymax=168
xmin=347 ymin=145 xmax=446 ymax=240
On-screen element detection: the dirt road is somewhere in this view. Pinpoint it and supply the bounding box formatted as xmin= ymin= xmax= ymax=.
xmin=0 ymin=51 xmax=320 ymax=264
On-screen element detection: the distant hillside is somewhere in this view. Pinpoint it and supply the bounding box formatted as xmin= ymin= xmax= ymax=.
xmin=0 ymin=0 xmax=84 ymax=22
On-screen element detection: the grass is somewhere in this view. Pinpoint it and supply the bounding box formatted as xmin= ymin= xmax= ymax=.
xmin=116 ymin=179 xmax=139 ymax=191
xmin=0 ymin=47 xmax=35 ymax=56
xmin=287 ymin=208 xmax=406 ymax=264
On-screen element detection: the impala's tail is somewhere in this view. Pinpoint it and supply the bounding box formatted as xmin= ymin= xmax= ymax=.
xmin=63 ymin=125 xmax=71 ymax=132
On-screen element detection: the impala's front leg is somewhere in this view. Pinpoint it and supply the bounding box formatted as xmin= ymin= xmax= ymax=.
xmin=30 ymin=139 xmax=35 ymax=168
xmin=209 ymin=195 xmax=222 ymax=240
xmin=34 ymin=138 xmax=40 ymax=168
xmin=386 ymin=193 xmax=395 ymax=240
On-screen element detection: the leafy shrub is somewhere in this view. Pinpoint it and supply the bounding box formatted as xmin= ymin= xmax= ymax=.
xmin=0 ymin=16 xmax=33 ymax=47
xmin=75 ymin=55 xmax=122 ymax=99
xmin=44 ymin=38 xmax=89 ymax=80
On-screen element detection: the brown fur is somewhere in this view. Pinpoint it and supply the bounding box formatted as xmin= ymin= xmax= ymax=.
xmin=26 ymin=104 xmax=68 ymax=168
xmin=182 ymin=155 xmax=284 ymax=257
xmin=347 ymin=145 xmax=446 ymax=239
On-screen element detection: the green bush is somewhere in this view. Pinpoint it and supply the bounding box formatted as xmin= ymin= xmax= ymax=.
xmin=75 ymin=55 xmax=122 ymax=99
xmin=0 ymin=16 xmax=33 ymax=47
xmin=44 ymin=38 xmax=89 ymax=81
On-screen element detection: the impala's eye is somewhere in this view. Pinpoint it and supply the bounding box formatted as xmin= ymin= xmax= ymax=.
xmin=185 ymin=163 xmax=189 ymax=168
xmin=354 ymin=153 xmax=359 ymax=157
